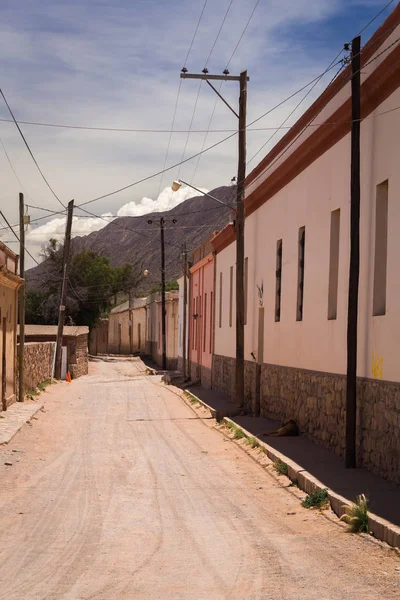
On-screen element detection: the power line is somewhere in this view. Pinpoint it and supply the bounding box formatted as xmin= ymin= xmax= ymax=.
xmin=225 ymin=0 xmax=260 ymax=69
xmin=0 ymin=133 xmax=34 ymax=201
xmin=247 ymin=51 xmax=345 ymax=166
xmin=157 ymin=0 xmax=209 ymax=196
xmin=0 ymin=88 xmax=65 ymax=209
xmin=0 ymin=210 xmax=40 ymax=266
xmin=357 ymin=0 xmax=396 ymax=36
xmin=204 ymin=0 xmax=235 ymax=68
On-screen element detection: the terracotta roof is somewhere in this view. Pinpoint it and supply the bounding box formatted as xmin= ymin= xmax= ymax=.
xmin=21 ymin=325 xmax=89 ymax=337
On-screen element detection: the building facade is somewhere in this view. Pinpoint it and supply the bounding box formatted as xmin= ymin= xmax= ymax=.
xmin=0 ymin=242 xmax=22 ymax=409
xmin=108 ymin=298 xmax=147 ymax=355
xmin=211 ymin=9 xmax=400 ymax=483
xmin=145 ymin=291 xmax=179 ymax=370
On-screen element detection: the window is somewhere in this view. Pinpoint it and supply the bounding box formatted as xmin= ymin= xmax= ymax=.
xmin=328 ymin=210 xmax=341 ymax=320
xmin=275 ymin=240 xmax=282 ymax=322
xmin=296 ymin=227 xmax=305 ymax=321
xmin=229 ymin=266 xmax=233 ymax=328
xmin=373 ymin=180 xmax=388 ymax=316
xmin=210 ymin=291 xmax=213 ymax=354
xmin=219 ymin=272 xmax=223 ymax=328
xmin=203 ymin=293 xmax=207 ymax=352
xmin=244 ymin=257 xmax=248 ymax=325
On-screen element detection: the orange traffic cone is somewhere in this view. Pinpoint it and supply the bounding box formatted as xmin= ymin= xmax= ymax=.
xmin=66 ymin=371 xmax=72 ymax=383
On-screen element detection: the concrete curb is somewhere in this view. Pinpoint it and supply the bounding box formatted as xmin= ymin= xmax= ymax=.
xmin=181 ymin=389 xmax=400 ymax=550
xmin=0 ymin=402 xmax=44 ymax=446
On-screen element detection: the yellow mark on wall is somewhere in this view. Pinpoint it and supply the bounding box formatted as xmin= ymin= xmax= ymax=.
xmin=372 ymin=354 xmax=383 ymax=379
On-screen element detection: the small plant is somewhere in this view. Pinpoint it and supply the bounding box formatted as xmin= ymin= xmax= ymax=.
xmin=301 ymin=488 xmax=329 ymax=509
xmin=37 ymin=379 xmax=52 ymax=392
xmin=184 ymin=391 xmax=199 ymax=405
xmin=244 ymin=436 xmax=260 ymax=449
xmin=273 ymin=458 xmax=288 ymax=476
xmin=234 ymin=427 xmax=246 ymax=440
xmin=340 ymin=494 xmax=369 ymax=533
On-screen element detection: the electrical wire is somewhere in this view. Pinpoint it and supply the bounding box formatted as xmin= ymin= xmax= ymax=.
xmin=0 ymin=210 xmax=40 ymax=266
xmin=204 ymin=0 xmax=235 ymax=68
xmin=0 ymin=133 xmax=34 ymax=202
xmin=357 ymin=0 xmax=396 ymax=36
xmin=0 ymin=88 xmax=65 ymax=209
xmin=225 ymin=0 xmax=260 ymax=70
xmin=247 ymin=50 xmax=345 ymax=166
xmin=157 ymin=0 xmax=209 ymax=196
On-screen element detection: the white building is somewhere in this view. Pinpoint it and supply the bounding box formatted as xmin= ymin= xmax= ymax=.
xmin=211 ymin=8 xmax=400 ymax=484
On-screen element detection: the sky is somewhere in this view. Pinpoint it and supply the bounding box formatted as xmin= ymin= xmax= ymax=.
xmin=0 ymin=0 xmax=396 ymax=267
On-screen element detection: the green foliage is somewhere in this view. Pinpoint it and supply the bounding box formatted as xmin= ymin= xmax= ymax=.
xmin=244 ymin=436 xmax=260 ymax=449
xmin=340 ymin=494 xmax=369 ymax=533
xmin=273 ymin=458 xmax=289 ymax=476
xmin=149 ymin=280 xmax=179 ymax=294
xmin=26 ymin=241 xmax=143 ymax=329
xmin=301 ymin=488 xmax=329 ymax=509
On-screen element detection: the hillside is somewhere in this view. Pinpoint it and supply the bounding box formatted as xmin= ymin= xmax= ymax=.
xmin=26 ymin=185 xmax=235 ymax=291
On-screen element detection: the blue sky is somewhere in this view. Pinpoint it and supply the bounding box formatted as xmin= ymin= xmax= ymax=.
xmin=0 ymin=0 xmax=396 ymax=264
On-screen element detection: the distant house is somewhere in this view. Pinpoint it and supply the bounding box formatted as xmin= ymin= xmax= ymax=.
xmin=89 ymin=318 xmax=109 ymax=355
xmin=19 ymin=325 xmax=89 ymax=380
xmin=0 ymin=241 xmax=23 ymax=409
xmin=108 ymin=297 xmax=147 ymax=355
xmin=145 ymin=291 xmax=178 ymax=370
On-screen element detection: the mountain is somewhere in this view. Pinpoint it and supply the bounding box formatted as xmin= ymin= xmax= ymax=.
xmin=26 ymin=186 xmax=235 ymax=291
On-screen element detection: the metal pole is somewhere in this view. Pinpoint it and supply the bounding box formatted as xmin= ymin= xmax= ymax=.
xmin=235 ymin=70 xmax=247 ymax=409
xmin=346 ymin=36 xmax=361 ymax=469
xmin=54 ymin=199 xmax=74 ymax=380
xmin=182 ymin=243 xmax=188 ymax=380
xmin=160 ymin=217 xmax=167 ymax=370
xmin=18 ymin=193 xmax=25 ymax=401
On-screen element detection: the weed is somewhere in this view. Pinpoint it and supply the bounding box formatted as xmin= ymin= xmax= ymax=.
xmin=37 ymin=379 xmax=52 ymax=392
xmin=234 ymin=427 xmax=246 ymax=440
xmin=27 ymin=388 xmax=39 ymax=397
xmin=244 ymin=437 xmax=260 ymax=449
xmin=340 ymin=494 xmax=369 ymax=533
xmin=301 ymin=488 xmax=329 ymax=509
xmin=273 ymin=458 xmax=289 ymax=476
xmin=184 ymin=391 xmax=199 ymax=405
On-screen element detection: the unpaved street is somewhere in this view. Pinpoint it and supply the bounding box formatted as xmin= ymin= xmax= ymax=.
xmin=0 ymin=358 xmax=398 ymax=599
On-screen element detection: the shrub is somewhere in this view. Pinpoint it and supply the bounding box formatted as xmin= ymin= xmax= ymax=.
xmin=273 ymin=458 xmax=288 ymax=476
xmin=301 ymin=488 xmax=329 ymax=509
xmin=340 ymin=494 xmax=369 ymax=533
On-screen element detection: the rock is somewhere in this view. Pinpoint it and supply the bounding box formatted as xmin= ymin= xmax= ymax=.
xmin=5 ymin=461 xmax=13 ymax=466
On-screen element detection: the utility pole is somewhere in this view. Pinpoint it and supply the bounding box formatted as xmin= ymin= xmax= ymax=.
xmin=180 ymin=68 xmax=249 ymax=409
xmin=18 ymin=193 xmax=25 ymax=402
xmin=182 ymin=243 xmax=188 ymax=380
xmin=54 ymin=199 xmax=74 ymax=380
xmin=160 ymin=216 xmax=167 ymax=370
xmin=346 ymin=36 xmax=361 ymax=469
xmin=148 ymin=216 xmax=177 ymax=370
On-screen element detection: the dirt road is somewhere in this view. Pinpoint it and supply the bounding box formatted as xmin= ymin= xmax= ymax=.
xmin=0 ymin=358 xmax=398 ymax=599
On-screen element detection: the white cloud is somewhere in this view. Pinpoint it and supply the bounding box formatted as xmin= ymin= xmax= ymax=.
xmin=25 ymin=185 xmax=207 ymax=246
xmin=116 ymin=185 xmax=208 ymax=217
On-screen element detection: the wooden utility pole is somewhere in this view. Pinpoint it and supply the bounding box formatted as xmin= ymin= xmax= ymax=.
xmin=346 ymin=36 xmax=361 ymax=469
xmin=180 ymin=69 xmax=249 ymax=408
xmin=18 ymin=193 xmax=25 ymax=402
xmin=160 ymin=216 xmax=167 ymax=370
xmin=235 ymin=70 xmax=247 ymax=409
xmin=182 ymin=243 xmax=188 ymax=381
xmin=54 ymin=199 xmax=74 ymax=380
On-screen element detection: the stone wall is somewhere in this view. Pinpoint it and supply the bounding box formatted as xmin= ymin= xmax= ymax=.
xmin=17 ymin=342 xmax=55 ymax=394
xmin=68 ymin=334 xmax=88 ymax=379
xmin=212 ymin=354 xmax=400 ymax=484
xmin=212 ymin=354 xmax=257 ymax=412
xmin=260 ymin=363 xmax=400 ymax=484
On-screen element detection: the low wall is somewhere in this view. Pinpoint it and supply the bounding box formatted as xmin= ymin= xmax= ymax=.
xmin=17 ymin=342 xmax=55 ymax=394
xmin=68 ymin=334 xmax=88 ymax=379
xmin=212 ymin=355 xmax=256 ymax=411
xmin=212 ymin=354 xmax=400 ymax=484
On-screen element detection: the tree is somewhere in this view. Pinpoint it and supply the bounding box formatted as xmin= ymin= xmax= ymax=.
xmin=26 ymin=241 xmax=142 ymax=329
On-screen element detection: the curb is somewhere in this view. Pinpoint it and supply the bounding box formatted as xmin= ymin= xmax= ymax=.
xmin=182 ymin=389 xmax=400 ymax=550
xmin=0 ymin=402 xmax=44 ymax=446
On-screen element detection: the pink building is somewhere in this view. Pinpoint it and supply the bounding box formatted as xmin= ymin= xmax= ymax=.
xmin=189 ymin=242 xmax=215 ymax=388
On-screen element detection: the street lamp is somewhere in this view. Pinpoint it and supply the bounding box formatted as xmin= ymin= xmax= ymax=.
xmin=171 ymin=179 xmax=235 ymax=212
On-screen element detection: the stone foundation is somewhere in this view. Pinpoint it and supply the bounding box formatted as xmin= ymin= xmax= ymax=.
xmin=211 ymin=354 xmax=257 ymax=411
xmin=17 ymin=342 xmax=55 ymax=395
xmin=212 ymin=354 xmax=400 ymax=484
